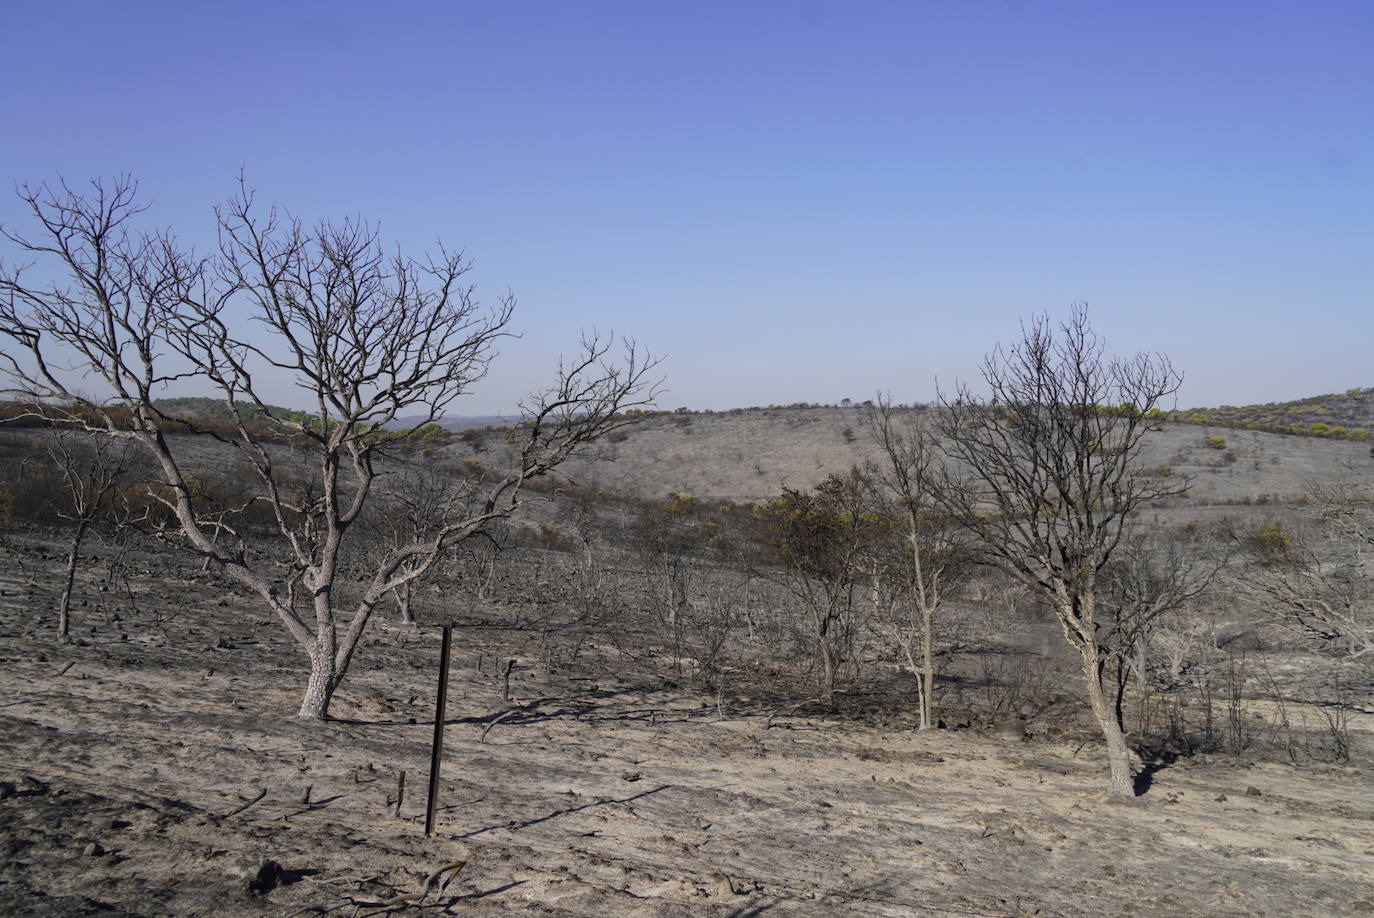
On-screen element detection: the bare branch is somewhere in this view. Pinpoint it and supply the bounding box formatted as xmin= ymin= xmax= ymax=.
xmin=1 ymin=174 xmax=659 ymax=719
xmin=930 ymin=304 xmax=1184 ymax=798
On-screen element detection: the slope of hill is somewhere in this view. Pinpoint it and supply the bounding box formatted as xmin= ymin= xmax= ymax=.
xmin=1185 ymin=387 xmax=1374 ymax=436
xmin=533 ymin=405 xmax=1374 ymax=506
xmin=388 ymin=413 xmax=516 ymax=431
xmin=3 ymin=540 xmax=1371 ymax=917
xmin=152 ymin=397 xmax=313 ymax=428
xmin=153 ymin=399 xmax=498 ymax=434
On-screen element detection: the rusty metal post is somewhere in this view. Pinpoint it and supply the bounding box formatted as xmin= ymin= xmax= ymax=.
xmin=424 ymin=624 xmax=453 ymax=837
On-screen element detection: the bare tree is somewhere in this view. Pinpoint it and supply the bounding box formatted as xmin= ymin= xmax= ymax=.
xmin=1239 ymin=494 xmax=1374 ymax=660
xmin=863 ymin=395 xmax=968 ymax=730
xmin=0 ymin=176 xmax=660 ymax=719
xmin=632 ymin=493 xmax=696 ymax=651
xmin=933 ymin=305 xmax=1183 ymax=797
xmin=1097 ymin=526 xmax=1223 ymax=730
xmin=38 ymin=428 xmax=134 ymax=639
xmin=758 ymin=471 xmax=873 ymax=704
xmin=367 ymin=458 xmax=486 ymax=624
xmin=623 ymin=493 xmax=756 ymax=681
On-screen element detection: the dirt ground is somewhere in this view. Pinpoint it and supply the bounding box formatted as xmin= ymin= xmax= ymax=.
xmin=3 ymin=532 xmax=1373 ymax=917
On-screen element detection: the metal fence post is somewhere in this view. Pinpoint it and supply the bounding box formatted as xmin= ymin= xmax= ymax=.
xmin=424 ymin=624 xmax=453 ymax=836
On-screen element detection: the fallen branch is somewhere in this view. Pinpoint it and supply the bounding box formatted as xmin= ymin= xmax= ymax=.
xmin=282 ymin=903 xmax=352 ymax=918
xmin=220 ymin=787 xmax=267 ymax=818
xmin=480 ymin=709 xmax=518 ymax=743
xmin=358 ymin=858 xmax=469 ymax=912
xmin=420 ymin=858 xmax=468 ymax=899
xmin=476 ymin=698 xmax=546 ymax=743
xmin=766 ymin=690 xmax=852 ymax=729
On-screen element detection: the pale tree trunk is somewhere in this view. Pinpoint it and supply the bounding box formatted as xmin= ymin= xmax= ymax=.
xmin=1053 ymin=586 xmax=1137 ymax=797
xmin=393 ymin=579 xmax=415 ymax=624
xmin=298 ymin=575 xmax=341 ymax=720
xmin=57 ymin=519 xmax=89 ymax=641
xmin=920 ymin=601 xmax=935 ymax=730
xmin=820 ymin=639 xmax=836 ymax=705
xmin=200 ymin=520 xmax=223 ymax=573
xmin=1080 ymin=644 xmax=1137 ymax=798
xmin=908 ymin=518 xmax=937 ymax=731
xmin=298 ymin=651 xmax=338 ymax=720
xmin=298 ymin=584 xmax=387 ymax=720
xmin=743 ymin=578 xmax=755 ymax=642
xmin=903 ymin=643 xmax=928 ymax=730
xmin=816 ymin=593 xmax=842 ymax=705
xmin=477 ymin=553 xmax=498 ymax=601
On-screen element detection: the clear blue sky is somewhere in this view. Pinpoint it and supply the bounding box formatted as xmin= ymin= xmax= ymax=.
xmin=3 ymin=1 xmax=1371 ymax=414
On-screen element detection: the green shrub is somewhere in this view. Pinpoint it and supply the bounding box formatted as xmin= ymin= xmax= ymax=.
xmin=1252 ymin=521 xmax=1291 ymax=559
xmin=1206 ymin=435 xmax=1227 ymax=449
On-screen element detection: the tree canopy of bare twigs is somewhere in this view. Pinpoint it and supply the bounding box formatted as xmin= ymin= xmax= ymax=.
xmin=1239 ymin=483 xmax=1374 ymax=660
xmin=365 ymin=458 xmax=488 ymax=625
xmin=1097 ymin=525 xmax=1225 ymax=729
xmin=757 ymin=471 xmax=874 ymax=704
xmin=932 ymin=304 xmax=1184 ymax=797
xmin=0 ymin=175 xmax=661 ymax=719
xmin=36 ymin=428 xmax=136 ymax=639
xmin=863 ymin=394 xmax=969 ymax=730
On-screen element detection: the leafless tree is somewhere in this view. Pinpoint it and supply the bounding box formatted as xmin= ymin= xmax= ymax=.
xmin=1149 ymin=607 xmax=1224 ymax=686
xmin=933 ymin=305 xmax=1183 ymax=797
xmin=367 ymin=458 xmax=486 ymax=624
xmin=631 ymin=492 xmax=714 ymax=664
xmin=758 ymin=471 xmax=873 ymax=704
xmin=1097 ymin=526 xmax=1224 ymax=730
xmin=1239 ymin=490 xmax=1374 ymax=660
xmin=0 ymin=176 xmax=660 ymax=719
xmin=37 ymin=428 xmax=135 ymax=639
xmin=863 ymin=394 xmax=969 ymax=730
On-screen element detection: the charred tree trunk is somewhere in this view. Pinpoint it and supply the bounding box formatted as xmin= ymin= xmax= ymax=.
xmin=57 ymin=518 xmax=90 ymax=641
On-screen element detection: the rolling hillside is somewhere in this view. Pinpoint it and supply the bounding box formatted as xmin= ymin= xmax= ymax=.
xmin=483 ymin=404 xmax=1374 ymax=507
xmin=1184 ymin=387 xmax=1374 ymax=437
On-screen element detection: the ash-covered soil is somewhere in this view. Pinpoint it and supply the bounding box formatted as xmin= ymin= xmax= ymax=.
xmin=2 ymin=533 xmax=1373 ymax=917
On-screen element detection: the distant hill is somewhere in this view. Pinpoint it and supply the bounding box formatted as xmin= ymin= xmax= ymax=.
xmin=527 ymin=404 xmax=1374 ymax=505
xmin=151 ymin=399 xmax=517 ymax=432
xmin=387 ymin=413 xmax=517 ymax=431
xmin=1183 ymin=387 xmax=1374 ymax=438
xmin=152 ymin=397 xmax=313 ymax=428
xmin=135 ymin=389 xmax=1374 ymax=441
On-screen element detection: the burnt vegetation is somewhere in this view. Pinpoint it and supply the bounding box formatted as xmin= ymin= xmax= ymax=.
xmin=1 ymin=177 xmax=1372 ymax=915
xmin=2 ymin=319 xmax=1367 ymax=785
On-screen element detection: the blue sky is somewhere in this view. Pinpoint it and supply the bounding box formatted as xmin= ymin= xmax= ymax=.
xmin=3 ymin=1 xmax=1371 ymax=414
